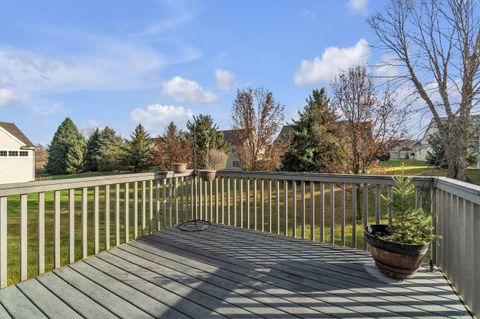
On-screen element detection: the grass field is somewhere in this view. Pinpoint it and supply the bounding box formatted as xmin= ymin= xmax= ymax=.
xmin=4 ymin=160 xmax=455 ymax=286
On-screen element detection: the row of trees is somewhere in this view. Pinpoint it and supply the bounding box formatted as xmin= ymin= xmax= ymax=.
xmin=46 ymin=119 xmax=154 ymax=174
xmin=45 ymin=115 xmax=229 ymax=175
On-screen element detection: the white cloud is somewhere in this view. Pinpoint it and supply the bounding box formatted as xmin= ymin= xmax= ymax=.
xmin=0 ymin=88 xmax=20 ymax=107
xmin=215 ymin=69 xmax=235 ymax=91
xmin=294 ymin=39 xmax=370 ymax=85
xmin=131 ymin=104 xmax=193 ymax=132
xmin=347 ymin=0 xmax=368 ymax=14
xmin=162 ymin=76 xmax=217 ymax=104
xmin=300 ymin=10 xmax=317 ymax=19
xmin=33 ymin=102 xmax=62 ymax=117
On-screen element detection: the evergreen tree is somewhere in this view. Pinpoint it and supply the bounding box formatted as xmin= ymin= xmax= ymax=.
xmin=124 ymin=124 xmax=153 ymax=172
xmin=281 ymin=88 xmax=344 ymax=172
xmin=426 ymin=131 xmax=478 ymax=168
xmin=84 ymin=128 xmax=101 ymax=172
xmin=97 ymin=127 xmax=125 ymax=172
xmin=46 ymin=118 xmax=85 ymax=174
xmin=186 ymin=115 xmax=228 ymax=169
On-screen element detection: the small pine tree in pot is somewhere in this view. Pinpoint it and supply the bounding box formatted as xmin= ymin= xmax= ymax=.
xmin=364 ymin=171 xmax=436 ymax=279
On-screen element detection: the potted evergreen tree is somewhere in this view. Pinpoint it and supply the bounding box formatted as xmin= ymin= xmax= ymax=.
xmin=364 ymin=172 xmax=435 ymax=279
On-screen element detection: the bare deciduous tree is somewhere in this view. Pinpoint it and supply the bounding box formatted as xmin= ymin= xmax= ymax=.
xmin=332 ymin=65 xmax=407 ymax=174
xmin=369 ymin=0 xmax=480 ymax=181
xmin=232 ymin=87 xmax=285 ymax=171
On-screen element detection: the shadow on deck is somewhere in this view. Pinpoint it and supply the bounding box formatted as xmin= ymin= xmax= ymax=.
xmin=0 ymin=224 xmax=471 ymax=318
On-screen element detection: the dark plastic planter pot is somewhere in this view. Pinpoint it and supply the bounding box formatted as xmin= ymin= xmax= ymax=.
xmin=198 ymin=169 xmax=216 ymax=182
xmin=364 ymin=224 xmax=430 ymax=279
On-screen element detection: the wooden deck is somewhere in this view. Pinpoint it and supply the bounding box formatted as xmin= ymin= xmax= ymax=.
xmin=0 ymin=224 xmax=470 ymax=319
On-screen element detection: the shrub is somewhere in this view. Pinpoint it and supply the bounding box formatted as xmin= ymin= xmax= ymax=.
xmin=205 ymin=149 xmax=227 ymax=170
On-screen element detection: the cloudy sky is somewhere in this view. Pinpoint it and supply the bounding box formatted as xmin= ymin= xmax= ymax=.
xmin=0 ymin=0 xmax=413 ymax=144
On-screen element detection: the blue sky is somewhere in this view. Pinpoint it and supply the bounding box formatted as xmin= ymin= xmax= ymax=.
xmin=0 ymin=0 xmax=395 ymax=144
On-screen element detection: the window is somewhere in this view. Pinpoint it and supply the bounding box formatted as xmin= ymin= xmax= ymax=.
xmin=8 ymin=151 xmax=18 ymax=157
xmin=20 ymin=151 xmax=28 ymax=157
xmin=233 ymin=161 xmax=241 ymax=168
xmin=0 ymin=151 xmax=6 ymax=157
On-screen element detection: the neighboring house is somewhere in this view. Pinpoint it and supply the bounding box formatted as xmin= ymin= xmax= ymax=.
xmin=220 ymin=129 xmax=243 ymax=170
xmin=0 ymin=122 xmax=36 ymax=184
xmin=410 ymin=115 xmax=480 ymax=163
xmin=389 ymin=139 xmax=415 ymax=160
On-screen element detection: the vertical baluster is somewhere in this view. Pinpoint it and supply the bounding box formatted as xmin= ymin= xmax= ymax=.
xmin=284 ymin=181 xmax=288 ymax=236
xmin=221 ymin=177 xmax=225 ymax=223
xmin=320 ymin=183 xmax=325 ymax=242
xmin=210 ymin=180 xmax=213 ymax=222
xmin=39 ymin=192 xmax=46 ymax=272
xmin=292 ymin=181 xmax=297 ymax=238
xmin=82 ymin=187 xmax=88 ymax=258
xmin=227 ymin=177 xmax=231 ymax=225
xmin=184 ymin=177 xmax=189 ymax=222
xmin=268 ymin=180 xmax=272 ymax=233
xmin=0 ymin=197 xmax=7 ymax=288
xmin=156 ymin=180 xmax=161 ymax=231
xmin=233 ymin=177 xmax=236 ymax=226
xmin=149 ymin=180 xmax=153 ymax=234
xmin=276 ymin=180 xmax=280 ymax=235
xmin=330 ymin=183 xmax=335 ymax=244
xmin=301 ymin=181 xmax=305 ymax=239
xmin=240 ymin=178 xmax=243 ymax=228
xmin=68 ymin=189 xmax=74 ymax=264
xmin=363 ymin=184 xmax=368 ymax=250
xmin=179 ymin=177 xmax=183 ymax=223
xmin=190 ymin=177 xmax=194 ymax=220
xmin=142 ymin=180 xmax=146 ymax=236
xmin=202 ymin=180 xmax=206 ymax=220
xmin=261 ymin=180 xmax=265 ymax=232
xmin=352 ymin=184 xmax=357 ymax=248
xmin=94 ymin=186 xmax=99 ymax=254
xmin=163 ymin=179 xmax=167 ymax=227
xmin=125 ymin=183 xmax=129 ymax=243
xmin=247 ymin=179 xmax=250 ymax=229
xmin=388 ymin=187 xmax=393 ymax=225
xmin=310 ymin=182 xmax=315 ymax=241
xmin=254 ymin=179 xmax=258 ymax=231
xmin=375 ymin=185 xmax=380 ymax=224
xmin=176 ymin=178 xmax=180 ymax=225
xmin=215 ymin=178 xmax=219 ymax=223
xmin=115 ymin=184 xmax=120 ymax=246
xmin=21 ymin=194 xmax=28 ymax=279
xmin=133 ymin=182 xmax=138 ymax=238
xmin=199 ymin=178 xmax=202 ymax=220
xmin=169 ymin=178 xmax=173 ymax=226
xmin=340 ymin=184 xmax=345 ymax=246
xmin=105 ymin=185 xmax=110 ymax=250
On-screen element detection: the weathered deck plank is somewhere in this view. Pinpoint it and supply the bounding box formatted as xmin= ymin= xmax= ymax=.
xmin=0 ymin=224 xmax=471 ymax=319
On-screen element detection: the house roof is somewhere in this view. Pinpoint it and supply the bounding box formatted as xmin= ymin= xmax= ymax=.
xmin=0 ymin=122 xmax=35 ymax=147
xmin=219 ymin=129 xmax=241 ymax=145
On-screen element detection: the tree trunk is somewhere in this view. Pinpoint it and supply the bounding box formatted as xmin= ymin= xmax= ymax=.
xmin=442 ymin=121 xmax=469 ymax=181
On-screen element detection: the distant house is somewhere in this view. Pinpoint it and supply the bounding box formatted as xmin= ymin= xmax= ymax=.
xmin=410 ymin=115 xmax=480 ymax=164
xmin=220 ymin=129 xmax=243 ymax=170
xmin=0 ymin=122 xmax=36 ymax=184
xmin=389 ymin=139 xmax=415 ymax=160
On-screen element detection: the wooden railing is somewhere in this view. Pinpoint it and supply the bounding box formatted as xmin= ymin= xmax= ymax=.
xmin=0 ymin=170 xmax=478 ymax=316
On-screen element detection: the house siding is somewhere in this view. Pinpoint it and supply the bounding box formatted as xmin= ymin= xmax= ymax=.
xmin=0 ymin=128 xmax=35 ymax=184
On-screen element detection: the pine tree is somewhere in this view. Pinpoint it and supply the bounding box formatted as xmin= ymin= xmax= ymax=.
xmin=124 ymin=124 xmax=153 ymax=172
xmin=186 ymin=115 xmax=228 ymax=169
xmin=281 ymin=89 xmax=344 ymax=172
xmin=46 ymin=118 xmax=85 ymax=174
xmin=97 ymin=127 xmax=125 ymax=172
xmin=426 ymin=131 xmax=478 ymax=168
xmin=84 ymin=128 xmax=101 ymax=172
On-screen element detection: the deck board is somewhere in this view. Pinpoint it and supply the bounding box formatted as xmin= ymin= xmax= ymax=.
xmin=0 ymin=224 xmax=471 ymax=318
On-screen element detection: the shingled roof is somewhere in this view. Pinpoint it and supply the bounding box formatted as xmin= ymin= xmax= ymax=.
xmin=0 ymin=122 xmax=35 ymax=147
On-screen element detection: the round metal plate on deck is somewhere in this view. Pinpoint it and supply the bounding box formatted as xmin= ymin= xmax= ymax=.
xmin=176 ymin=220 xmax=211 ymax=232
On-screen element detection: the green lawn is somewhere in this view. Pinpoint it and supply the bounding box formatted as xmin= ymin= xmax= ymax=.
xmin=4 ymin=161 xmax=449 ymax=286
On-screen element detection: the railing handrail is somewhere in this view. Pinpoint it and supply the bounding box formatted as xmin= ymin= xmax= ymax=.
xmin=435 ymin=176 xmax=480 ymax=205
xmin=0 ymin=170 xmax=194 ymax=196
